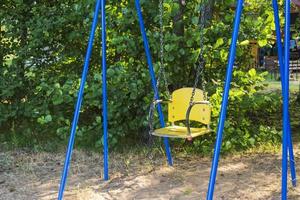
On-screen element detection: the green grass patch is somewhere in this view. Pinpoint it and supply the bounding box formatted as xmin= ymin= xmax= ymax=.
xmin=263 ymin=80 xmax=300 ymax=93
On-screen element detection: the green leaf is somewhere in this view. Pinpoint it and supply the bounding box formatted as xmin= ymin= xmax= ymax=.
xmin=214 ymin=38 xmax=224 ymax=48
xmin=258 ymin=39 xmax=268 ymax=47
xmin=249 ymin=138 xmax=255 ymax=146
xmin=45 ymin=115 xmax=52 ymax=123
xmin=192 ymin=17 xmax=198 ymax=25
xmin=248 ymin=68 xmax=256 ymax=77
xmin=239 ymin=40 xmax=249 ymax=46
xmin=220 ymin=49 xmax=228 ymax=61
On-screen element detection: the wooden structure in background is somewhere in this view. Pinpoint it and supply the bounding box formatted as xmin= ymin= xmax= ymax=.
xmin=250 ymin=40 xmax=259 ymax=68
xmin=263 ymin=54 xmax=300 ymax=80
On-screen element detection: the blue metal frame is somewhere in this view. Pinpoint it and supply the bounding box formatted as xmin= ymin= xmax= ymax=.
xmin=101 ymin=0 xmax=109 ymax=181
xmin=57 ymin=1 xmax=296 ymax=199
xmin=206 ymin=1 xmax=244 ymax=199
xmin=57 ymin=0 xmax=102 ymax=199
xmin=272 ymin=0 xmax=296 ymax=187
xmin=282 ymin=0 xmax=291 ymax=199
xmin=134 ymin=0 xmax=173 ymax=166
xmin=207 ymin=0 xmax=294 ymax=199
xmin=288 ymin=121 xmax=297 ymax=186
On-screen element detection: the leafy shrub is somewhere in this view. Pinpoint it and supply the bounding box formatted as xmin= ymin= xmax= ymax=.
xmin=1 ymin=0 xmax=281 ymax=153
xmin=205 ymin=69 xmax=281 ymax=152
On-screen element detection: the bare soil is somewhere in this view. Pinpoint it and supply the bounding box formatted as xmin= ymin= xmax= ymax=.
xmin=0 ymin=147 xmax=300 ymax=200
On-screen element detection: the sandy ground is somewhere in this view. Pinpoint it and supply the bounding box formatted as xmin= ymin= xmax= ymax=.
xmin=0 ymin=148 xmax=300 ymax=200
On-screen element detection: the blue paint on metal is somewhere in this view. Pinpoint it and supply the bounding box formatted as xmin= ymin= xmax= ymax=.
xmin=272 ymin=0 xmax=296 ymax=188
xmin=287 ymin=119 xmax=297 ymax=187
xmin=282 ymin=0 xmax=291 ymax=199
xmin=134 ymin=0 xmax=173 ymax=166
xmin=101 ymin=0 xmax=109 ymax=181
xmin=206 ymin=0 xmax=244 ymax=199
xmin=57 ymin=0 xmax=101 ymax=199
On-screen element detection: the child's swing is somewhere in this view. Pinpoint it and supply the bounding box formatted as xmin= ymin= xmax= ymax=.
xmin=148 ymin=0 xmax=212 ymax=141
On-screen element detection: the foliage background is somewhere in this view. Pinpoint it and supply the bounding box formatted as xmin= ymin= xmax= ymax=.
xmin=0 ymin=0 xmax=287 ymax=152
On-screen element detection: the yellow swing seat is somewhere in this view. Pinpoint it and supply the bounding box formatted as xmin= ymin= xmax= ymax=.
xmin=150 ymin=88 xmax=212 ymax=139
xmin=152 ymin=125 xmax=211 ymax=138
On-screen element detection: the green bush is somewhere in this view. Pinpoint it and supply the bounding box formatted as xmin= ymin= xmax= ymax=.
xmin=170 ymin=69 xmax=282 ymax=154
xmin=1 ymin=0 xmax=281 ymax=152
xmin=207 ymin=69 xmax=281 ymax=152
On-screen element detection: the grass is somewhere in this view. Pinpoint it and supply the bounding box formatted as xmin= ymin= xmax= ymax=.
xmin=264 ymin=80 xmax=300 ymax=93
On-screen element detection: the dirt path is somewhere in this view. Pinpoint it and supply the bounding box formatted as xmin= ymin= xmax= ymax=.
xmin=1 ymin=148 xmax=300 ymax=200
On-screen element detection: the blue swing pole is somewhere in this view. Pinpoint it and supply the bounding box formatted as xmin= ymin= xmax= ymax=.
xmin=101 ymin=0 xmax=109 ymax=181
xmin=282 ymin=0 xmax=291 ymax=198
xmin=57 ymin=0 xmax=101 ymax=199
xmin=272 ymin=0 xmax=296 ymax=187
xmin=288 ymin=120 xmax=297 ymax=186
xmin=134 ymin=0 xmax=173 ymax=166
xmin=206 ymin=0 xmax=244 ymax=199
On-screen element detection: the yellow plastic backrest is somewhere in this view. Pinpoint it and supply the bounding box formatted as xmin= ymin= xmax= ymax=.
xmin=168 ymin=88 xmax=211 ymax=125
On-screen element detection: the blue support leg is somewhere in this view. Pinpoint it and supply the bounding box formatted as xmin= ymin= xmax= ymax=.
xmin=282 ymin=0 xmax=291 ymax=199
xmin=272 ymin=0 xmax=297 ymax=187
xmin=134 ymin=0 xmax=173 ymax=166
xmin=206 ymin=0 xmax=244 ymax=199
xmin=57 ymin=0 xmax=102 ymax=199
xmin=101 ymin=0 xmax=109 ymax=181
xmin=288 ymin=118 xmax=297 ymax=186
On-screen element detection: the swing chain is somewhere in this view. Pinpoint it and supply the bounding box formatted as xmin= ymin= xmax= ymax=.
xmin=156 ymin=0 xmax=171 ymax=100
xmin=148 ymin=0 xmax=170 ymax=135
xmin=190 ymin=0 xmax=208 ymax=104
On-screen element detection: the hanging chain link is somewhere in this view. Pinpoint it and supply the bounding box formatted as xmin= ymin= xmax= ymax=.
xmin=149 ymin=0 xmax=169 ymax=134
xmin=154 ymin=0 xmax=171 ymax=100
xmin=189 ymin=0 xmax=208 ymax=104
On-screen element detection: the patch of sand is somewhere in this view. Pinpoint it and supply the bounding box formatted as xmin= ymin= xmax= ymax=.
xmin=0 ymin=148 xmax=300 ymax=200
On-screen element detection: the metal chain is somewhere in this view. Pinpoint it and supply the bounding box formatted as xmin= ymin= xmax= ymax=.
xmin=189 ymin=0 xmax=208 ymax=104
xmin=154 ymin=0 xmax=171 ymax=100
xmin=149 ymin=0 xmax=169 ymax=134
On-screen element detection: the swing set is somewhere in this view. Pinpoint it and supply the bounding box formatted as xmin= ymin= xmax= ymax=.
xmin=57 ymin=0 xmax=297 ymax=200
